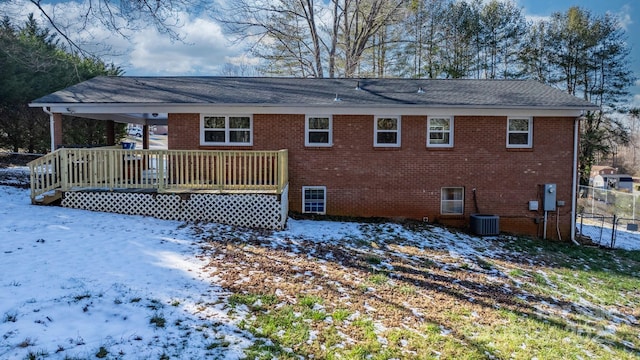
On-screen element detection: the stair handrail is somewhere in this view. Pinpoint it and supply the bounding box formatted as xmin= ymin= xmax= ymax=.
xmin=27 ymin=149 xmax=64 ymax=202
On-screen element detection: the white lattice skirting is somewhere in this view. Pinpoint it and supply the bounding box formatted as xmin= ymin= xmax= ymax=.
xmin=61 ymin=187 xmax=289 ymax=229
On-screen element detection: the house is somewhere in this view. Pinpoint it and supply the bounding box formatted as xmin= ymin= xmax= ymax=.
xmin=29 ymin=77 xmax=598 ymax=240
xmin=590 ymin=165 xmax=617 ymax=178
xmin=593 ymin=174 xmax=634 ymax=192
xmin=589 ymin=166 xmax=634 ymax=191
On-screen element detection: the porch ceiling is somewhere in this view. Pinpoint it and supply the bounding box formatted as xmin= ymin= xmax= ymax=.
xmin=50 ymin=111 xmax=168 ymax=126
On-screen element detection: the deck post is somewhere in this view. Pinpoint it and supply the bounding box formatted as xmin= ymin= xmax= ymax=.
xmin=108 ymin=149 xmax=114 ymax=191
xmin=60 ymin=148 xmax=69 ymax=191
xmin=217 ymin=151 xmax=224 ymax=191
xmin=158 ymin=152 xmax=165 ymax=191
xmin=278 ymin=150 xmax=288 ymax=193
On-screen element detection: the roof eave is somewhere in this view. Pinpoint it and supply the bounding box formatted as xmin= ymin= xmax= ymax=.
xmin=31 ymin=101 xmax=598 ymax=109
xmin=31 ymin=101 xmax=598 ymax=119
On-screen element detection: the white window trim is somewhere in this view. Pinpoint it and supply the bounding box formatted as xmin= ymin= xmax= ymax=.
xmin=441 ymin=187 xmax=464 ymax=215
xmin=427 ymin=116 xmax=454 ymax=148
xmin=302 ymin=186 xmax=327 ymax=215
xmin=200 ymin=114 xmax=253 ymax=146
xmin=506 ymin=117 xmax=533 ymax=149
xmin=374 ymin=116 xmax=401 ymax=147
xmin=305 ymin=115 xmax=333 ymax=147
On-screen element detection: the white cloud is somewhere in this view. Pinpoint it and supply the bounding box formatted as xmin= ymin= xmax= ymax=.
xmin=0 ymin=0 xmax=248 ymax=76
xmin=610 ymin=5 xmax=633 ymax=30
xmin=122 ymin=15 xmax=243 ymax=75
xmin=633 ymin=94 xmax=640 ymax=108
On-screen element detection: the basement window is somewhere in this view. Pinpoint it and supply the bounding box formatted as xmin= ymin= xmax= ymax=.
xmin=305 ymin=115 xmax=332 ymax=147
xmin=374 ymin=116 xmax=401 ymax=147
xmin=441 ymin=187 xmax=464 ymax=215
xmin=302 ymin=186 xmax=326 ymax=214
xmin=201 ymin=115 xmax=252 ymax=146
xmin=507 ymin=117 xmax=532 ymax=148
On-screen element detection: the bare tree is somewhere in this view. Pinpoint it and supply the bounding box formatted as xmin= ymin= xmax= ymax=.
xmin=338 ymin=0 xmax=404 ymax=77
xmin=1 ymin=0 xmax=203 ymax=57
xmin=219 ymin=58 xmax=262 ymax=76
xmin=216 ymin=0 xmax=404 ymax=78
xmin=216 ymin=0 xmax=328 ymax=77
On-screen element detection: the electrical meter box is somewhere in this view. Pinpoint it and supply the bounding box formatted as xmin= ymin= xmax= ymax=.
xmin=543 ymin=184 xmax=557 ymax=211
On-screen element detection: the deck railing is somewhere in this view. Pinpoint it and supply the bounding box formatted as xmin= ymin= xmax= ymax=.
xmin=28 ymin=148 xmax=288 ymax=202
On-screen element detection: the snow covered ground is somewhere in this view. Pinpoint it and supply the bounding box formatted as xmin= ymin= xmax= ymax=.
xmin=1 ymin=165 xmax=639 ymax=359
xmin=0 ymin=184 xmax=255 ymax=359
xmin=581 ymin=223 xmax=640 ymax=250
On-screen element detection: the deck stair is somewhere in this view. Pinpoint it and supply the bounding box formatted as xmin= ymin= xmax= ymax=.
xmin=34 ymin=191 xmax=62 ymax=205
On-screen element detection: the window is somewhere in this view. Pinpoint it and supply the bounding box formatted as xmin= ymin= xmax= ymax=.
xmin=374 ymin=116 xmax=401 ymax=147
xmin=201 ymin=115 xmax=252 ymax=145
xmin=427 ymin=117 xmax=454 ymax=147
xmin=302 ymin=186 xmax=326 ymax=214
xmin=305 ymin=116 xmax=332 ymax=147
xmin=441 ymin=187 xmax=464 ymax=215
xmin=507 ymin=117 xmax=532 ymax=148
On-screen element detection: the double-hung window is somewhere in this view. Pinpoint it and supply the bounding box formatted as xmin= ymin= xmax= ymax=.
xmin=302 ymin=186 xmax=326 ymax=214
xmin=201 ymin=115 xmax=252 ymax=146
xmin=441 ymin=187 xmax=464 ymax=215
xmin=427 ymin=116 xmax=454 ymax=147
xmin=305 ymin=116 xmax=332 ymax=147
xmin=374 ymin=116 xmax=401 ymax=147
xmin=507 ymin=117 xmax=532 ymax=148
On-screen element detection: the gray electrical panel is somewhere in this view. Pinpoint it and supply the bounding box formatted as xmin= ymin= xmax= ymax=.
xmin=543 ymin=184 xmax=556 ymax=211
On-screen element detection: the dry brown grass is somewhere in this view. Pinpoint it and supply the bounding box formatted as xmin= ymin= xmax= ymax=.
xmin=193 ymin=222 xmax=640 ymax=359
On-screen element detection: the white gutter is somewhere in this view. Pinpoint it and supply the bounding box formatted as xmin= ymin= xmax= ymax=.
xmin=42 ymin=107 xmax=55 ymax=153
xmin=571 ymin=115 xmax=581 ymax=245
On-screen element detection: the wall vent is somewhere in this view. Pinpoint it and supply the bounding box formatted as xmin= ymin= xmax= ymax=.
xmin=470 ymin=214 xmax=499 ymax=236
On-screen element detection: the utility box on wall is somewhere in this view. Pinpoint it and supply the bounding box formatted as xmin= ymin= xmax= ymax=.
xmin=543 ymin=184 xmax=556 ymax=211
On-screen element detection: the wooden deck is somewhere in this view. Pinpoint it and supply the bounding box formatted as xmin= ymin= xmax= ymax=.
xmin=28 ymin=148 xmax=288 ymax=204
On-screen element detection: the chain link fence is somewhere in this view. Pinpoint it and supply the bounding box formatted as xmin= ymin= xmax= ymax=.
xmin=577 ymin=186 xmax=640 ymax=249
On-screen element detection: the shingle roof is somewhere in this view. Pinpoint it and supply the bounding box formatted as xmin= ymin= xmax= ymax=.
xmin=31 ymin=76 xmax=598 ymax=110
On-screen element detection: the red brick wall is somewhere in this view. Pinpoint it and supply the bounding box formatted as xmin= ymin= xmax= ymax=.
xmin=168 ymin=112 xmax=576 ymax=240
xmin=168 ymin=113 xmax=199 ymax=149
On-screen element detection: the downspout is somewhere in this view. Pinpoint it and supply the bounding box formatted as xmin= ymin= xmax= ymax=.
xmin=42 ymin=107 xmax=55 ymax=153
xmin=571 ymin=115 xmax=581 ymax=246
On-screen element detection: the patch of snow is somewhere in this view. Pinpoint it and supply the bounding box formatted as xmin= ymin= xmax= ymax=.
xmin=402 ymin=302 xmax=423 ymax=318
xmin=307 ymin=330 xmax=318 ymax=344
xmin=364 ymin=302 xmax=377 ymax=313
xmin=439 ymin=325 xmax=451 ymax=336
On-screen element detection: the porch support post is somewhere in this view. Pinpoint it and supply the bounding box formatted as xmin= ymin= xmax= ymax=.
xmin=52 ymin=112 xmax=63 ymax=151
xmin=105 ymin=120 xmax=116 ymax=146
xmin=43 ymin=108 xmax=63 ymax=152
xmin=143 ymin=124 xmax=150 ymax=149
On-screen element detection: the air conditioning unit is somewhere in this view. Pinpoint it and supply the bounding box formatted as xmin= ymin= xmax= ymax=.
xmin=470 ymin=214 xmax=499 ymax=236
